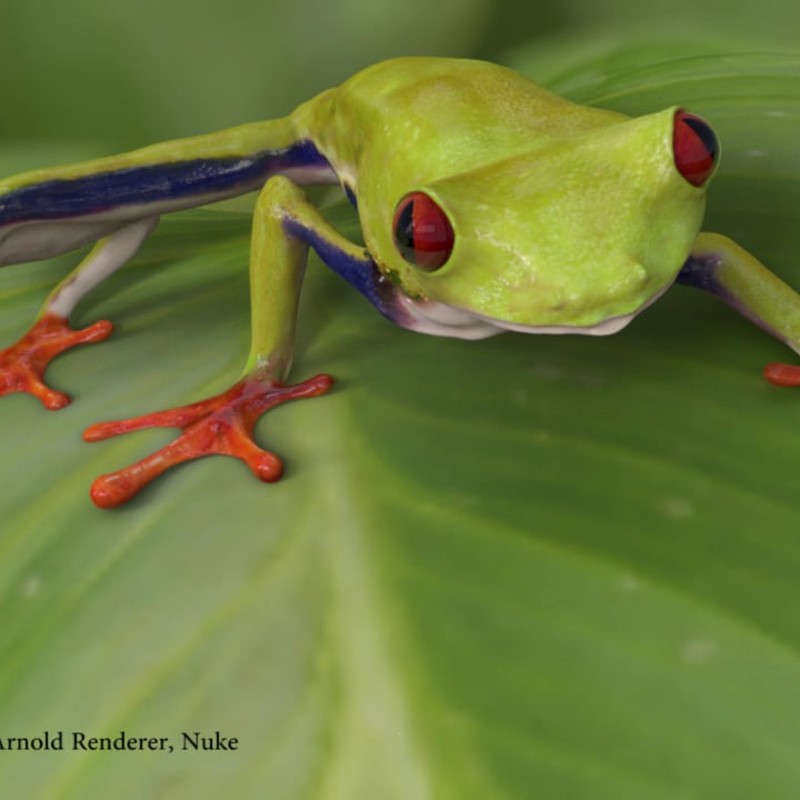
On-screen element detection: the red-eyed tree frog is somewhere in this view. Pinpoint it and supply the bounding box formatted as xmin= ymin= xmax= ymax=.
xmin=0 ymin=57 xmax=798 ymax=508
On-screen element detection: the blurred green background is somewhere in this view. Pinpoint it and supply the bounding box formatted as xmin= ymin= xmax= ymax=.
xmin=0 ymin=0 xmax=795 ymax=148
xmin=1 ymin=1 xmax=800 ymax=798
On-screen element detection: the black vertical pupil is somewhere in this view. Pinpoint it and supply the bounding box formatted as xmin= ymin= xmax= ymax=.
xmin=394 ymin=198 xmax=415 ymax=258
xmin=395 ymin=200 xmax=414 ymax=250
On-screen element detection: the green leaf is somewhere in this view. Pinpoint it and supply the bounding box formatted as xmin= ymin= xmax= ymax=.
xmin=2 ymin=50 xmax=800 ymax=798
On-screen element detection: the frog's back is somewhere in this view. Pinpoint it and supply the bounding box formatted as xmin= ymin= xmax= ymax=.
xmin=298 ymin=57 xmax=624 ymax=183
xmin=336 ymin=57 xmax=605 ymax=135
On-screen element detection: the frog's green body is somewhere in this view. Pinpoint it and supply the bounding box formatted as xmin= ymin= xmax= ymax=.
xmin=305 ymin=60 xmax=705 ymax=332
xmin=0 ymin=57 xmax=797 ymax=507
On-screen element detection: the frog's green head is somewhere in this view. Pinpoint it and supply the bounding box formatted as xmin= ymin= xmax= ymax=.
xmin=379 ymin=107 xmax=718 ymax=338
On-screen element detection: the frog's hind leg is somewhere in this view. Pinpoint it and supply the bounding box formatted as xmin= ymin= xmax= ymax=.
xmin=0 ymin=216 xmax=158 ymax=408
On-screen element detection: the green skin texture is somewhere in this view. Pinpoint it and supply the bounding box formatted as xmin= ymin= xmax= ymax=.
xmin=1 ymin=56 xmax=799 ymax=505
xmin=301 ymin=60 xmax=703 ymax=329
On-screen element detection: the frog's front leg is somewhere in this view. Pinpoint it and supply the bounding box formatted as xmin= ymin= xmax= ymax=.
xmin=679 ymin=232 xmax=800 ymax=385
xmin=84 ymin=176 xmax=376 ymax=508
xmin=0 ymin=217 xmax=157 ymax=408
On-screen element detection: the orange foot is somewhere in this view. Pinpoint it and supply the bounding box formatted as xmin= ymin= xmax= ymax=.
xmin=0 ymin=313 xmax=114 ymax=409
xmin=83 ymin=373 xmax=334 ymax=509
xmin=764 ymin=362 xmax=800 ymax=387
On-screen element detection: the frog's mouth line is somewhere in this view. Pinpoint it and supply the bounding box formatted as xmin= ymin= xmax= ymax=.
xmin=394 ymin=283 xmax=672 ymax=340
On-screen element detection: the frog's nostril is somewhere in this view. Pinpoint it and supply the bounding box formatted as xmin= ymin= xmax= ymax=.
xmin=673 ymin=110 xmax=718 ymax=187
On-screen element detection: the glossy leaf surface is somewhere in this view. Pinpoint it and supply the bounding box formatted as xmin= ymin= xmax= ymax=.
xmin=1 ymin=46 xmax=800 ymax=800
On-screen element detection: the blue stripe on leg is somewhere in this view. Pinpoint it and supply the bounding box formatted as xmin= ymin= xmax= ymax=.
xmin=283 ymin=217 xmax=408 ymax=326
xmin=0 ymin=141 xmax=332 ymax=225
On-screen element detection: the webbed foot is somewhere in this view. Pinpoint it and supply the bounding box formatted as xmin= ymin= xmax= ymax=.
xmin=0 ymin=313 xmax=114 ymax=409
xmin=83 ymin=372 xmax=334 ymax=508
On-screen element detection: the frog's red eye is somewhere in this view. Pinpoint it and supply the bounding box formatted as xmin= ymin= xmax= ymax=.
xmin=673 ymin=110 xmax=718 ymax=187
xmin=393 ymin=192 xmax=454 ymax=270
